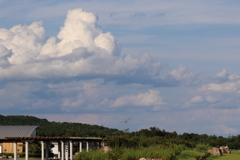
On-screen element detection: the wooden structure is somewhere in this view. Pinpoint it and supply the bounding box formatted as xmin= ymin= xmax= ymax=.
xmin=0 ymin=141 xmax=23 ymax=153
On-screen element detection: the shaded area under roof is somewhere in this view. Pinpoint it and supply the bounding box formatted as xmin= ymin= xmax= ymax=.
xmin=0 ymin=126 xmax=38 ymax=139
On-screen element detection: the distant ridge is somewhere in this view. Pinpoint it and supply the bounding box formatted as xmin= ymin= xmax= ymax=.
xmin=0 ymin=115 xmax=122 ymax=138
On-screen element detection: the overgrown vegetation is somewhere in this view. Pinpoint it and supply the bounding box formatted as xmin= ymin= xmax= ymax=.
xmin=75 ymin=144 xmax=234 ymax=160
xmin=75 ymin=145 xmax=183 ymax=160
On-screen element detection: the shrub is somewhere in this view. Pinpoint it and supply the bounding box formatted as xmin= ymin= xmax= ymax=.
xmin=195 ymin=143 xmax=212 ymax=153
xmin=75 ymin=150 xmax=108 ymax=160
xmin=178 ymin=150 xmax=203 ymax=159
xmin=0 ymin=153 xmax=14 ymax=157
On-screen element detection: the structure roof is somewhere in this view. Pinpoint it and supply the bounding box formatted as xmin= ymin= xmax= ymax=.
xmin=0 ymin=126 xmax=38 ymax=139
xmin=5 ymin=137 xmax=105 ymax=141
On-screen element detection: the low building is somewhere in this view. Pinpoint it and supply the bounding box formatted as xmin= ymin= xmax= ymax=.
xmin=0 ymin=126 xmax=38 ymax=154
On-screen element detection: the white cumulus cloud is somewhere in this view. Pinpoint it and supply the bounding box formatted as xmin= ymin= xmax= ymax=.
xmin=190 ymin=96 xmax=203 ymax=103
xmin=112 ymin=89 xmax=166 ymax=110
xmin=0 ymin=8 xmax=163 ymax=84
xmin=199 ymin=69 xmax=240 ymax=93
xmin=200 ymin=81 xmax=240 ymax=93
xmin=0 ymin=8 xmax=198 ymax=88
xmin=184 ymin=69 xmax=240 ymax=109
xmin=167 ymin=64 xmax=200 ymax=86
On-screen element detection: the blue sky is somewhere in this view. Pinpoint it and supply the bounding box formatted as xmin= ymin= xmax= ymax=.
xmin=0 ymin=0 xmax=240 ymax=136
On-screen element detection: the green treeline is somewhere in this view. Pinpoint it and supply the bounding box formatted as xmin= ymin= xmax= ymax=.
xmin=107 ymin=130 xmax=240 ymax=150
xmin=1 ymin=114 xmax=240 ymax=149
xmin=0 ymin=115 xmax=121 ymax=137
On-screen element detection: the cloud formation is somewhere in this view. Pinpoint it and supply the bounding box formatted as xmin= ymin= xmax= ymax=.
xmin=0 ymin=8 xmax=147 ymax=82
xmin=184 ymin=69 xmax=240 ymax=109
xmin=0 ymin=8 xmax=199 ymax=87
xmin=112 ymin=89 xmax=165 ymax=110
xmin=200 ymin=69 xmax=240 ymax=93
xmin=166 ymin=64 xmax=200 ymax=86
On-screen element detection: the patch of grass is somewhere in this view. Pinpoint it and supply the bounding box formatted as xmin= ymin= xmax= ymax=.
xmin=177 ymin=149 xmax=204 ymax=159
xmin=115 ymin=146 xmax=178 ymax=160
xmin=207 ymin=150 xmax=240 ymax=160
xmin=195 ymin=143 xmax=212 ymax=152
xmin=178 ymin=150 xmax=240 ymax=160
xmin=177 ymin=157 xmax=196 ymax=160
xmin=75 ymin=150 xmax=108 ymax=160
